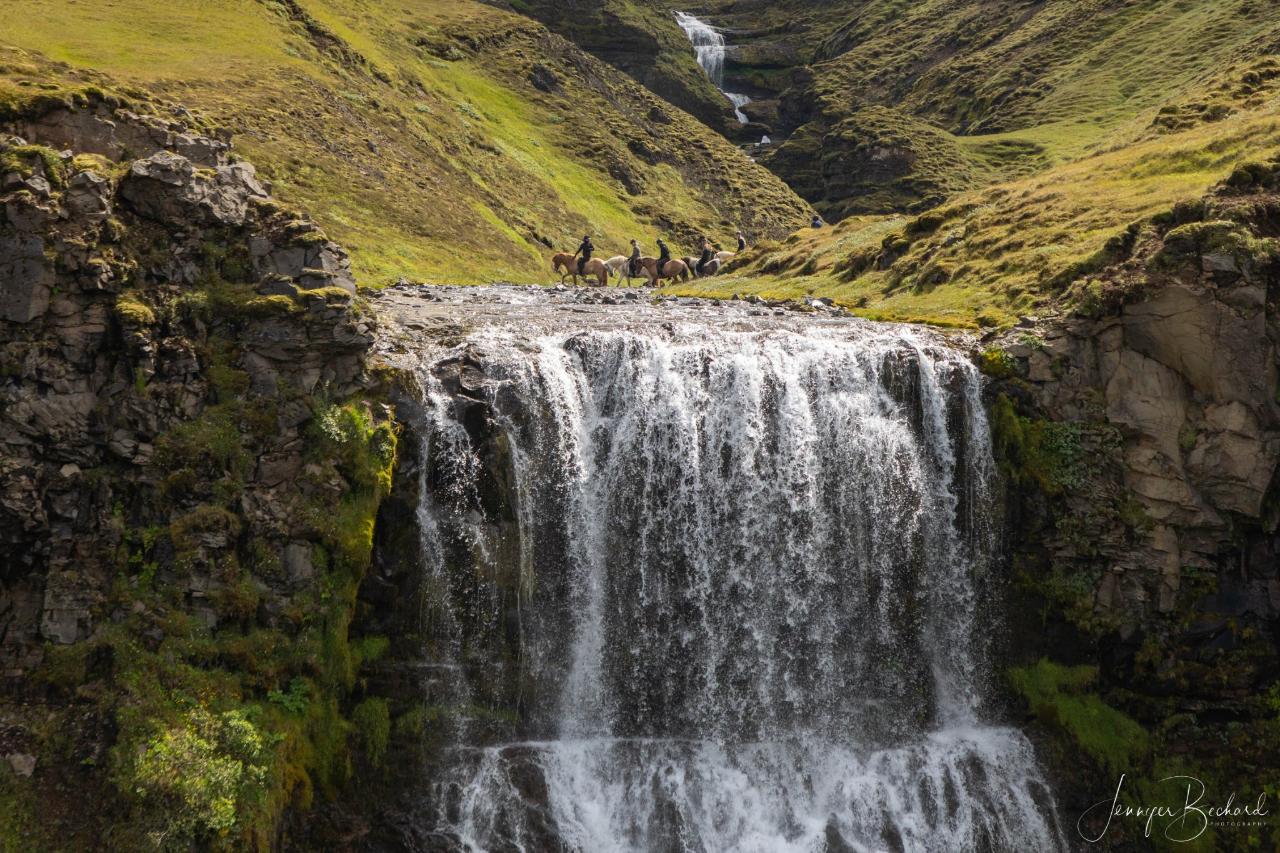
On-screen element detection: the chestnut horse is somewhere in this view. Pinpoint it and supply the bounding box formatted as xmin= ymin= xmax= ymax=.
xmin=551 ymin=252 xmax=609 ymax=287
xmin=638 ymin=256 xmax=690 ymax=284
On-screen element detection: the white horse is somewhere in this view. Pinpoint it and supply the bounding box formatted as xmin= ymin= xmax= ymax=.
xmin=604 ymin=255 xmax=652 ymax=286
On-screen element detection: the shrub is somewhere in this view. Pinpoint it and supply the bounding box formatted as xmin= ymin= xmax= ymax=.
xmin=990 ymin=395 xmax=1085 ymax=494
xmin=125 ymin=707 xmax=269 ymax=849
xmin=115 ymin=292 xmax=156 ymax=326
xmin=978 ymin=348 xmax=1018 ymax=379
xmin=268 ymin=677 xmax=312 ymax=715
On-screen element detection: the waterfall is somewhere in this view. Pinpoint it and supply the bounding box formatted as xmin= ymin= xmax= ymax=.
xmin=675 ymin=12 xmax=751 ymax=124
xmin=403 ymin=298 xmax=1065 ymax=853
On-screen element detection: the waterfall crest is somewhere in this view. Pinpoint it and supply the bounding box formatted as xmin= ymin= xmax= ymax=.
xmin=403 ymin=301 xmax=1064 ymax=853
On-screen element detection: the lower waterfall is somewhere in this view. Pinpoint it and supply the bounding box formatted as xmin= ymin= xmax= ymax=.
xmin=399 ymin=299 xmax=1065 ymax=853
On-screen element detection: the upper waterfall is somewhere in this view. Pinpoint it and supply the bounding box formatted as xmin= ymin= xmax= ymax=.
xmin=378 ymin=286 xmax=1065 ymax=853
xmin=675 ymin=11 xmax=751 ymax=123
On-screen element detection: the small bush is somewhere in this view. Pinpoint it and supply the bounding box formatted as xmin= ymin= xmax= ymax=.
xmin=115 ymin=292 xmax=156 ymax=326
xmin=123 ymin=707 xmax=269 ymax=849
xmin=990 ymin=395 xmax=1085 ymax=494
xmin=978 ymin=348 xmax=1018 ymax=379
xmin=268 ymin=677 xmax=312 ymax=715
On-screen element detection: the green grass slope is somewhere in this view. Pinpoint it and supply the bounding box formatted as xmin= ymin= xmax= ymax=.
xmin=668 ymin=103 xmax=1280 ymax=327
xmin=1 ymin=0 xmax=810 ymax=284
xmin=677 ymin=0 xmax=1280 ymax=217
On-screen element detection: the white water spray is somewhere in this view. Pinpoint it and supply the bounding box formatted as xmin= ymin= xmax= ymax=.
xmin=402 ymin=296 xmax=1065 ymax=853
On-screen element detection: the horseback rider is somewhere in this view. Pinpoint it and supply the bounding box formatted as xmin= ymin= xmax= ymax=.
xmin=628 ymin=239 xmax=642 ymax=278
xmin=736 ymin=230 xmax=747 ymax=253
xmin=655 ymin=237 xmax=671 ymax=281
xmin=696 ymin=236 xmax=714 ymax=276
xmin=574 ymin=234 xmax=594 ymax=275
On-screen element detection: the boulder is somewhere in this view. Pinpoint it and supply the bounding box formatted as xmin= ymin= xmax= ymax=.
xmin=120 ymin=150 xmax=266 ymax=226
xmin=64 ymin=170 xmax=113 ymax=222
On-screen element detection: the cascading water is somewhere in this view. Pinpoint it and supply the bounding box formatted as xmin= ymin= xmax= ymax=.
xmin=388 ymin=288 xmax=1065 ymax=853
xmin=675 ymin=11 xmax=751 ymax=124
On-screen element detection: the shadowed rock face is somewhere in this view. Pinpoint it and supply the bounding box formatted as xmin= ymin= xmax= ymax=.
xmin=0 ymin=105 xmax=385 ymax=845
xmin=1 ymin=105 xmax=373 ymax=656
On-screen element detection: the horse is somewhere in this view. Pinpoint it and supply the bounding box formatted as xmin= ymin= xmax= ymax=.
xmin=604 ymin=255 xmax=650 ymax=286
xmin=685 ymin=255 xmax=722 ymax=277
xmin=639 ymin=256 xmax=690 ymax=284
xmin=551 ymin=252 xmax=609 ymax=287
xmin=715 ymin=250 xmax=735 ymax=265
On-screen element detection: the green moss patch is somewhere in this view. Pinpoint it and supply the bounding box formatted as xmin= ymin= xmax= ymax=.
xmin=1009 ymin=658 xmax=1149 ymax=775
xmin=990 ymin=394 xmax=1087 ymax=495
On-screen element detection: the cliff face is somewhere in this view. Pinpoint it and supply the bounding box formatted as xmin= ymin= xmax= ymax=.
xmin=987 ymin=165 xmax=1280 ymax=847
xmin=0 ymin=103 xmax=396 ymax=848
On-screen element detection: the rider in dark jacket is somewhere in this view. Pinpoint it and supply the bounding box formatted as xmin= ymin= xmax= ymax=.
xmin=655 ymin=238 xmax=671 ymax=280
xmin=696 ymin=237 xmax=714 ymax=275
xmin=574 ymin=235 xmax=593 ymax=274
xmin=736 ymin=231 xmax=747 ymax=253
xmin=628 ymin=239 xmax=642 ymax=277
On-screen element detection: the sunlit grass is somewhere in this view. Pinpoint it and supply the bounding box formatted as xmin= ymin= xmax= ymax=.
xmin=0 ymin=0 xmax=806 ymax=285
xmin=669 ymin=107 xmax=1280 ymax=327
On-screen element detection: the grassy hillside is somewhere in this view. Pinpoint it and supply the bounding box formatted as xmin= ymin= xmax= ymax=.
xmin=674 ymin=0 xmax=1280 ymax=217
xmin=0 ymin=0 xmax=810 ymax=284
xmin=667 ymin=103 xmax=1280 ymax=327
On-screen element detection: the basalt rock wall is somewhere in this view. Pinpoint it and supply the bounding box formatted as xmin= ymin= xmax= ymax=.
xmin=988 ymin=165 xmax=1280 ymax=848
xmin=0 ymin=99 xmax=396 ymax=849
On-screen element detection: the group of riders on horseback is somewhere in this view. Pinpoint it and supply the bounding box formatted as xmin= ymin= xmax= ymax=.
xmin=552 ymin=230 xmax=748 ymax=287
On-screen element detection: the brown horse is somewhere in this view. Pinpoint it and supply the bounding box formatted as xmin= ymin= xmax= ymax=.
xmin=638 ymin=257 xmax=689 ymax=284
xmin=551 ymin=252 xmax=609 ymax=287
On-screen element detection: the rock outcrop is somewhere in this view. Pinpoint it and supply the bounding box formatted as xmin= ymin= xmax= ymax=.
xmin=994 ymin=181 xmax=1279 ymax=620
xmin=0 ymin=102 xmax=392 ymax=848
xmin=987 ymin=164 xmax=1280 ymax=847
xmin=762 ymin=105 xmax=979 ymax=218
